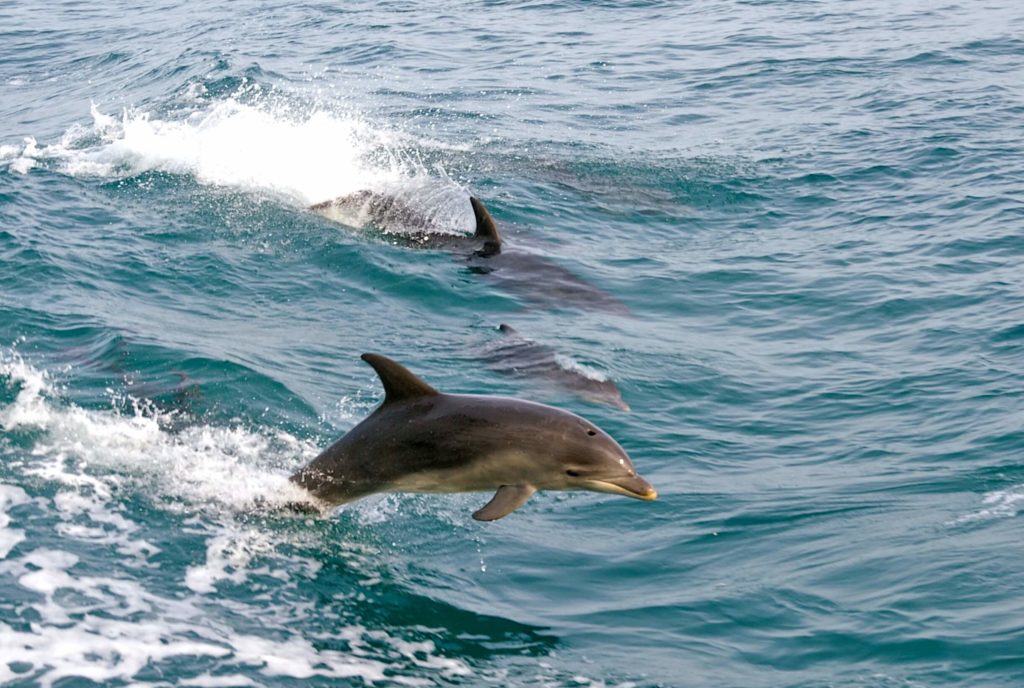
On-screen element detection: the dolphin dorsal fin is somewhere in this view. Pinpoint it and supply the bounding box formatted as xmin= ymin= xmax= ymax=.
xmin=361 ymin=353 xmax=440 ymax=405
xmin=470 ymin=197 xmax=502 ymax=256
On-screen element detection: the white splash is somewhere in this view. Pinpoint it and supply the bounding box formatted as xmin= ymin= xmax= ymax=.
xmin=373 ymin=635 xmax=472 ymax=677
xmin=955 ymin=484 xmax=1024 ymax=524
xmin=554 ymin=353 xmax=609 ymax=382
xmin=0 ymin=547 xmax=398 ymax=687
xmin=184 ymin=526 xmax=321 ymax=594
xmin=0 ymin=350 xmax=477 ymax=685
xmin=6 ymin=99 xmax=469 ymax=215
xmin=0 ymin=484 xmax=30 ymax=559
xmin=0 ymin=350 xmax=52 ymax=431
xmin=0 ymin=349 xmax=317 ymax=515
xmin=0 ymin=137 xmax=39 ymax=174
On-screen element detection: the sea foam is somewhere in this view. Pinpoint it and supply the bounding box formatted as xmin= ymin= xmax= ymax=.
xmin=0 ymin=350 xmax=473 ymax=685
xmin=0 ymin=349 xmax=316 ymax=516
xmin=4 ymin=98 xmax=473 ymax=235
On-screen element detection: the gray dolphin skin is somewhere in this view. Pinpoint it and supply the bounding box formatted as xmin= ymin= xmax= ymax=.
xmin=289 ymin=353 xmax=656 ymax=520
xmin=466 ymin=246 xmax=630 ymax=314
xmin=311 ymin=191 xmax=501 ymax=256
xmin=483 ymin=324 xmax=630 ymax=411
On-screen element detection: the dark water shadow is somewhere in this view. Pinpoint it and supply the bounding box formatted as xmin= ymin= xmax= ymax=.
xmin=282 ymin=531 xmax=561 ymax=663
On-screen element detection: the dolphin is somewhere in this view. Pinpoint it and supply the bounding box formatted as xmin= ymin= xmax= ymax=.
xmin=312 ymin=192 xmax=627 ymax=313
xmin=465 ymin=245 xmax=630 ymax=314
xmin=482 ymin=324 xmax=630 ymax=411
xmin=311 ymin=191 xmax=501 ymax=256
xmin=289 ymin=353 xmax=656 ymax=520
xmin=458 ymin=199 xmax=628 ymax=313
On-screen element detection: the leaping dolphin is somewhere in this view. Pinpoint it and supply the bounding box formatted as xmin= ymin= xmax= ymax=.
xmin=290 ymin=353 xmax=656 ymax=520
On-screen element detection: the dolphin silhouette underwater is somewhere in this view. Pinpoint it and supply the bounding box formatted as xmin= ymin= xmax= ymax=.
xmin=290 ymin=353 xmax=656 ymax=520
xmin=311 ymin=192 xmax=628 ymax=313
xmin=482 ymin=324 xmax=630 ymax=411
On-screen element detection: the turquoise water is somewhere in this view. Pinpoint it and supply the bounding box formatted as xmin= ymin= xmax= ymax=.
xmin=2 ymin=1 xmax=1024 ymax=685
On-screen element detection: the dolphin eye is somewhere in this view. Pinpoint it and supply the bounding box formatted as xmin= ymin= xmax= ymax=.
xmin=586 ymin=429 xmax=597 ymax=436
xmin=566 ymin=470 xmax=581 ymax=477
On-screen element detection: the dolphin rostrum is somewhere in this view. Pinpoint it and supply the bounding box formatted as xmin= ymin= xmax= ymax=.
xmin=290 ymin=353 xmax=656 ymax=520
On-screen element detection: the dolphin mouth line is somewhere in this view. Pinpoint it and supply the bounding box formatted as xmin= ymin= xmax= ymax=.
xmin=583 ymin=477 xmax=657 ymax=501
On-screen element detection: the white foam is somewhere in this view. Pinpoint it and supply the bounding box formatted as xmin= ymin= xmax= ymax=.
xmin=0 ymin=538 xmax=452 ymax=686
xmin=384 ymin=636 xmax=472 ymax=676
xmin=0 ymin=143 xmax=19 ymax=160
xmin=184 ymin=527 xmax=311 ymax=594
xmin=554 ymin=353 xmax=609 ymax=382
xmin=10 ymin=98 xmax=468 ymax=216
xmin=0 ymin=351 xmax=477 ymax=685
xmin=99 ymin=102 xmax=390 ymax=204
xmin=180 ymin=677 xmax=260 ymax=688
xmin=1 ymin=350 xmax=318 ymax=515
xmin=52 ymin=487 xmax=143 ymax=551
xmin=0 ymin=137 xmax=39 ymax=174
xmin=955 ymin=484 xmax=1024 ymax=524
xmin=0 ymin=350 xmax=53 ymax=431
xmin=0 ymin=484 xmax=30 ymax=559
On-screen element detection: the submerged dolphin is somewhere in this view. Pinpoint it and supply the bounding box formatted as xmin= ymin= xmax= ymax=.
xmin=290 ymin=353 xmax=656 ymax=520
xmin=482 ymin=324 xmax=630 ymax=411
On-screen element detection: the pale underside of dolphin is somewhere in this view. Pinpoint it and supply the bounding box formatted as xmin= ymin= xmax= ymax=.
xmin=289 ymin=353 xmax=656 ymax=520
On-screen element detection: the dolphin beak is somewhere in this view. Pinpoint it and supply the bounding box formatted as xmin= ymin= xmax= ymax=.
xmin=584 ymin=474 xmax=657 ymax=501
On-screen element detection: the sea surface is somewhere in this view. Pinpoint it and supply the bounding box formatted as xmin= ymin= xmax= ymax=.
xmin=2 ymin=1 xmax=1023 ymax=686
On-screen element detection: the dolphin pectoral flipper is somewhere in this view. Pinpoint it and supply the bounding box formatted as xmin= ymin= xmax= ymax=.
xmin=472 ymin=484 xmax=537 ymax=521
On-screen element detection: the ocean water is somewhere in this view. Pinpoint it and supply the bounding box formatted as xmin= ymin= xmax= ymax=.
xmin=2 ymin=1 xmax=1024 ymax=685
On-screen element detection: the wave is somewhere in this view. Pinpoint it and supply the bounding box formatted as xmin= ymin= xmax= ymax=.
xmin=0 ymin=348 xmax=494 ymax=684
xmin=952 ymin=484 xmax=1024 ymax=524
xmin=2 ymin=92 xmax=474 ymax=233
xmin=0 ymin=348 xmax=317 ymax=516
